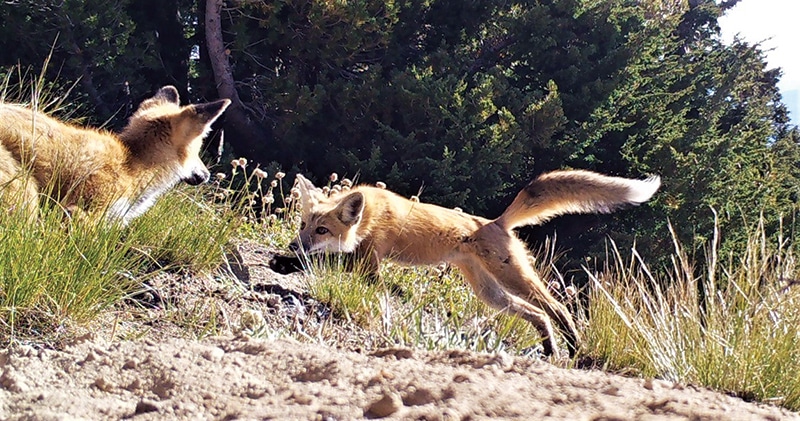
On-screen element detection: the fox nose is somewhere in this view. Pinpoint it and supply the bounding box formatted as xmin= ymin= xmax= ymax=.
xmin=184 ymin=170 xmax=210 ymax=186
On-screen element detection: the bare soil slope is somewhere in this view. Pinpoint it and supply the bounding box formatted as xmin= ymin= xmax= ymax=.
xmin=0 ymin=240 xmax=796 ymax=420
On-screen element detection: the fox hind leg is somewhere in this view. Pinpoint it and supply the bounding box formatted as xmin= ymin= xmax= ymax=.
xmin=468 ymin=226 xmax=580 ymax=357
xmin=485 ymin=247 xmax=580 ymax=358
xmin=457 ymin=259 xmax=560 ymax=357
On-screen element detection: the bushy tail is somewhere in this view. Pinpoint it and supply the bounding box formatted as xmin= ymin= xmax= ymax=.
xmin=494 ymin=170 xmax=660 ymax=230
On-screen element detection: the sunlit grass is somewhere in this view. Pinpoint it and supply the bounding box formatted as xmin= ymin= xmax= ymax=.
xmin=127 ymin=185 xmax=241 ymax=272
xmin=582 ymin=218 xmax=800 ymax=410
xmin=0 ymin=191 xmax=141 ymax=338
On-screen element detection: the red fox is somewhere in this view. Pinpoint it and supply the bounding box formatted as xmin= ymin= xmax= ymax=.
xmin=283 ymin=170 xmax=660 ymax=358
xmin=0 ymin=86 xmax=230 ymax=224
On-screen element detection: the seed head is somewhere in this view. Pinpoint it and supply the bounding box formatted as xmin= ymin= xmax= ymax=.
xmin=329 ymin=173 xmax=338 ymax=182
xmin=238 ymin=158 xmax=248 ymax=168
xmin=275 ymin=171 xmax=286 ymax=180
xmin=341 ymin=178 xmax=353 ymax=188
xmin=254 ymin=169 xmax=268 ymax=179
xmin=270 ymin=180 xmax=278 ymax=188
xmin=410 ymin=195 xmax=419 ymax=203
xmin=215 ymin=172 xmax=227 ymax=180
xmin=375 ymin=181 xmax=386 ymax=189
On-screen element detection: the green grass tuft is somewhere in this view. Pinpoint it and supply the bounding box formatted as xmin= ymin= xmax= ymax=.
xmin=582 ymin=218 xmax=800 ymax=410
xmin=127 ymin=186 xmax=241 ymax=272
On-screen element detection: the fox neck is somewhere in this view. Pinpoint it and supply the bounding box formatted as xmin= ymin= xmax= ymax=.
xmin=108 ymin=159 xmax=182 ymax=224
xmin=107 ymin=176 xmax=179 ymax=224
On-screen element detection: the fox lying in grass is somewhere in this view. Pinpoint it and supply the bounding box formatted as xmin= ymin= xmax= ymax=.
xmin=0 ymin=86 xmax=230 ymax=224
xmin=274 ymin=170 xmax=660 ymax=358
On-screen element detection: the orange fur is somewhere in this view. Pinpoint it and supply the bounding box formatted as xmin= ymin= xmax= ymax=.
xmin=291 ymin=170 xmax=660 ymax=358
xmin=0 ymin=86 xmax=230 ymax=224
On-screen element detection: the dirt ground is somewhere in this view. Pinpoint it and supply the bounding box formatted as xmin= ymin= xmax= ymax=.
xmin=1 ymin=240 xmax=797 ymax=420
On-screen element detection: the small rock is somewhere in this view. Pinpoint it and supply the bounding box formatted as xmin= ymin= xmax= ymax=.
xmin=202 ymin=347 xmax=225 ymax=362
xmin=93 ymin=377 xmax=114 ymax=392
xmin=0 ymin=369 xmax=29 ymax=393
xmin=365 ymin=392 xmax=402 ymax=418
xmin=452 ymin=374 xmax=470 ymax=383
xmin=82 ymin=352 xmax=97 ymax=364
xmin=240 ymin=309 xmax=266 ymax=330
xmin=126 ymin=378 xmax=142 ymax=391
xmin=371 ymin=348 xmax=414 ymax=360
xmin=601 ymin=385 xmax=620 ymax=396
xmin=134 ymin=399 xmax=160 ymax=415
xmin=403 ymin=387 xmax=437 ymax=406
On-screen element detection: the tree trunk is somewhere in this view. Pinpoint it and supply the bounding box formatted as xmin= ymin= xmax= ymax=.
xmin=205 ymin=0 xmax=270 ymax=159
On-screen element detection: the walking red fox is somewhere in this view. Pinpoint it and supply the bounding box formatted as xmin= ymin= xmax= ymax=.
xmin=0 ymin=86 xmax=229 ymax=224
xmin=276 ymin=170 xmax=660 ymax=358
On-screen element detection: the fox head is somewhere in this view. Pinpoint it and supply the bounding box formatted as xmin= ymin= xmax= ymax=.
xmin=120 ymin=86 xmax=231 ymax=186
xmin=289 ymin=174 xmax=365 ymax=254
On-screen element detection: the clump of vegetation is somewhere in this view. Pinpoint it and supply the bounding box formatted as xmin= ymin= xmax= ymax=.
xmin=582 ymin=218 xmax=800 ymax=411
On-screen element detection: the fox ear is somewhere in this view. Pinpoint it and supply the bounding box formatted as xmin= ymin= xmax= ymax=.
xmin=153 ymin=86 xmax=180 ymax=105
xmin=134 ymin=86 xmax=182 ymax=113
xmin=295 ymin=174 xmax=319 ymax=193
xmin=295 ymin=174 xmax=324 ymax=215
xmin=191 ymin=99 xmax=231 ymax=124
xmin=337 ymin=192 xmax=364 ymax=226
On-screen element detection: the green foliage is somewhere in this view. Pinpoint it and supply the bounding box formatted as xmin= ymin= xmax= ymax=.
xmin=3 ymin=0 xmax=799 ymax=264
xmin=0 ymin=0 xmax=194 ymax=125
xmin=219 ymin=0 xmax=642 ymax=214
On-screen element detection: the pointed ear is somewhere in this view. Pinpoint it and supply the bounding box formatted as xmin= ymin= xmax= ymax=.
xmin=295 ymin=174 xmax=324 ymax=215
xmin=134 ymin=86 xmax=182 ymax=113
xmin=190 ymin=99 xmax=231 ymax=124
xmin=153 ymin=86 xmax=180 ymax=105
xmin=336 ymin=192 xmax=364 ymax=226
xmin=295 ymin=174 xmax=319 ymax=193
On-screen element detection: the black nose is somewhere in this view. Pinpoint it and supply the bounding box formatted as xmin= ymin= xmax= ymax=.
xmin=289 ymin=242 xmax=299 ymax=252
xmin=184 ymin=171 xmax=209 ymax=186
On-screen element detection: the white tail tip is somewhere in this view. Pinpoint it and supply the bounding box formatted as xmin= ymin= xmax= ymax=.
xmin=627 ymin=175 xmax=661 ymax=204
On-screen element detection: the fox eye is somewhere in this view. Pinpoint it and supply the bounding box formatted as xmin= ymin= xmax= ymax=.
xmin=300 ymin=221 xmax=306 ymax=230
xmin=315 ymin=227 xmax=329 ymax=235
